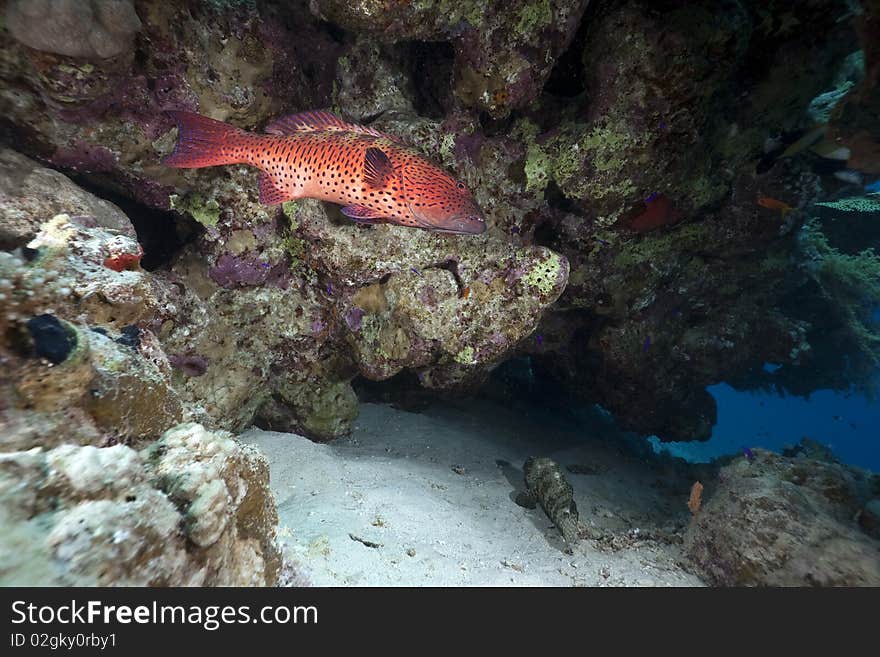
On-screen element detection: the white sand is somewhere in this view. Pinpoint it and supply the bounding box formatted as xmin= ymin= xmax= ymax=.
xmin=242 ymin=399 xmax=705 ymax=586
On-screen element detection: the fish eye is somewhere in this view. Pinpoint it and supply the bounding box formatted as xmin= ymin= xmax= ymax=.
xmin=456 ymin=182 xmax=465 ymax=189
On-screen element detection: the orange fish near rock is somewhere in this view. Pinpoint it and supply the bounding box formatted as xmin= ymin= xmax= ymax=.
xmin=757 ymin=194 xmax=794 ymax=217
xmin=164 ymin=110 xmax=486 ymax=235
xmin=688 ymin=481 xmax=704 ymax=515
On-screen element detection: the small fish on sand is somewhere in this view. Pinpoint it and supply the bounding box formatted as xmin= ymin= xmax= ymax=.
xmin=165 ymin=110 xmax=486 ymax=235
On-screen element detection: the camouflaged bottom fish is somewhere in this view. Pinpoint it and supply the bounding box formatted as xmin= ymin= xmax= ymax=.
xmin=164 ymin=110 xmax=486 ymax=235
xmin=523 ymin=456 xmax=580 ymax=545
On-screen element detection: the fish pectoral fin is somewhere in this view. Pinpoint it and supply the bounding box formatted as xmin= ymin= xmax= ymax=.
xmin=341 ymin=205 xmax=387 ymax=224
xmin=363 ymin=147 xmax=395 ymax=188
xmin=258 ymin=171 xmax=295 ymax=205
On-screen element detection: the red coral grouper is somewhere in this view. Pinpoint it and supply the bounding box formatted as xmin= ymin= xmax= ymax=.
xmin=164 ymin=110 xmax=486 ymax=235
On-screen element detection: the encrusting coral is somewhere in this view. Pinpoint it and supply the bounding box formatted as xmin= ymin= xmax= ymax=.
xmin=1 ymin=0 xmax=876 ymax=441
xmin=0 ymin=423 xmax=279 ymax=586
xmin=684 ymin=445 xmax=880 ymax=586
xmin=0 ymin=212 xmax=282 ymax=584
xmin=1 ymin=0 xmax=879 ymax=586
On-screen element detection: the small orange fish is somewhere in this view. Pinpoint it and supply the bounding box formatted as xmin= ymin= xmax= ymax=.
xmin=688 ymin=481 xmax=704 ymax=515
xmin=460 ymin=286 xmax=471 ymax=300
xmin=757 ymin=194 xmax=793 ymax=216
xmin=165 ymin=110 xmax=486 ymax=235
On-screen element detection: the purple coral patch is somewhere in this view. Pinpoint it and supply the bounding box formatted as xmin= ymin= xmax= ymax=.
xmin=153 ymin=73 xmax=199 ymax=113
xmin=208 ymin=254 xmax=292 ymax=289
xmin=168 ymin=353 xmax=209 ymax=377
xmin=51 ymin=142 xmax=118 ymax=174
xmin=345 ymin=307 xmax=366 ymax=331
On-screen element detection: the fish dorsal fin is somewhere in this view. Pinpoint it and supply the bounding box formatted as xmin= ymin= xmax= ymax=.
xmin=264 ymin=110 xmax=398 ymax=141
xmin=258 ymin=171 xmax=294 ymax=205
xmin=341 ymin=205 xmax=387 ymax=224
xmin=363 ymin=147 xmax=396 ymax=188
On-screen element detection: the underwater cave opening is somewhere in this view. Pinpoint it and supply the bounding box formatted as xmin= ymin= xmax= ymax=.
xmin=356 ymin=351 xmax=880 ymax=473
xmin=650 ymin=381 xmax=880 ymax=471
xmin=350 ymin=356 xmax=656 ymax=456
xmin=353 ymin=371 xmax=454 ymax=414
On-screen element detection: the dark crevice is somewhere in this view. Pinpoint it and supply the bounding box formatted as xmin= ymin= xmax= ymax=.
xmin=66 ymin=177 xmax=202 ymax=271
xmin=314 ymin=18 xmax=348 ymax=45
xmin=399 ymin=40 xmax=455 ymax=119
xmin=544 ymin=179 xmax=580 ymax=215
xmin=479 ymin=111 xmax=517 ymax=138
xmin=544 ymin=8 xmax=592 ymax=98
xmin=353 ymin=372 xmax=436 ymax=412
xmin=532 ymin=219 xmax=560 ymax=250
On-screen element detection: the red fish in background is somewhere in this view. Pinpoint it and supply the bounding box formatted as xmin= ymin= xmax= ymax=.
xmin=757 ymin=194 xmax=794 ymax=217
xmin=164 ymin=110 xmax=486 ymax=235
xmin=627 ymin=193 xmax=683 ymax=233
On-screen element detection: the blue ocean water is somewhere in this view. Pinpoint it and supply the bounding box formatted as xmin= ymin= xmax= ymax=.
xmin=651 ymin=382 xmax=880 ymax=470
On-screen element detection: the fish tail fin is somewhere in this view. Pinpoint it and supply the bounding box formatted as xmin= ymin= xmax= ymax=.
xmin=164 ymin=111 xmax=253 ymax=168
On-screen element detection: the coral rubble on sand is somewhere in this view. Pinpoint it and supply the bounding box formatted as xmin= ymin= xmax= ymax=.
xmin=0 ymin=424 xmax=278 ymax=586
xmin=684 ymin=445 xmax=880 ymax=586
xmin=1 ymin=0 xmax=879 ymax=586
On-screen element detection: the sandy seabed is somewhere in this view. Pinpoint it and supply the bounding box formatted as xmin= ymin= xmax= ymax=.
xmin=243 ymin=399 xmax=705 ymax=586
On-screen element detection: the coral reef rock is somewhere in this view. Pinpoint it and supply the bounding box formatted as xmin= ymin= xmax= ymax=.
xmin=1 ymin=213 xmax=182 ymax=446
xmin=0 ymin=149 xmax=135 ymax=249
xmin=5 ymin=0 xmax=143 ymax=60
xmin=312 ymin=0 xmax=589 ymax=117
xmin=0 ymin=423 xmax=279 ymax=586
xmin=683 ymin=449 xmax=880 ymax=586
xmin=0 ymin=189 xmax=284 ymax=585
xmin=1 ymin=0 xmax=878 ymax=447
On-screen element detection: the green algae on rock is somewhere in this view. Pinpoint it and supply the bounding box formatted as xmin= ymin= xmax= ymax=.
xmin=170 ymin=193 xmax=221 ymax=228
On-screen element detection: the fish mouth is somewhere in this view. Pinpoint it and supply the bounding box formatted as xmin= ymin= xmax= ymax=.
xmin=441 ymin=214 xmax=487 ymax=235
xmin=430 ymin=223 xmax=486 ymax=235
xmin=407 ymin=204 xmax=487 ymax=235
